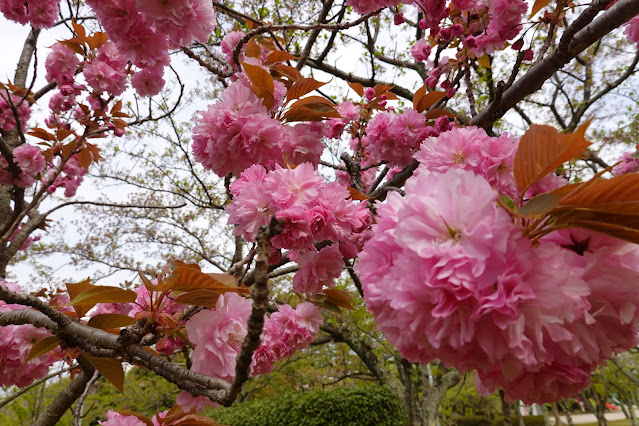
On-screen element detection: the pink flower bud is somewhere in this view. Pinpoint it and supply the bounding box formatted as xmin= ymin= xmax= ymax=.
xmin=419 ymin=19 xmax=429 ymax=30
xmin=446 ymin=87 xmax=456 ymax=98
xmin=394 ymin=12 xmax=405 ymax=25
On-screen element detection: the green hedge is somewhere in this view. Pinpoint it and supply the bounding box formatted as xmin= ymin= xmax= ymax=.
xmin=492 ymin=415 xmax=545 ymax=425
xmin=209 ymin=385 xmax=407 ymax=426
xmin=453 ymin=415 xmax=545 ymax=426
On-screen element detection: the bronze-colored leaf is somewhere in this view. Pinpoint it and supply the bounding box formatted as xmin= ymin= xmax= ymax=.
xmin=170 ymin=267 xmax=250 ymax=294
xmin=206 ymin=273 xmax=238 ymax=287
xmin=174 ymin=290 xmax=221 ymax=308
xmin=71 ymin=20 xmax=86 ymax=42
xmin=87 ymin=313 xmax=136 ymax=329
xmin=27 ymin=336 xmax=60 ymax=362
xmin=283 ymin=103 xmax=341 ymax=122
xmin=347 ymin=82 xmax=365 ymax=97
xmin=373 ymin=84 xmax=394 ymax=96
xmin=77 ymin=149 xmax=93 ymax=170
xmin=323 ymin=288 xmax=355 ymax=310
xmin=242 ymin=62 xmax=274 ymax=94
xmin=554 ymin=174 xmax=639 ymax=216
xmin=530 ymin=0 xmax=552 ymax=18
xmin=27 ymin=128 xmax=55 ymax=141
xmin=285 ymin=78 xmax=328 ymax=103
xmin=250 ymin=85 xmax=275 ymax=110
xmin=59 ymin=39 xmax=84 ymax=55
xmin=416 ymin=91 xmax=447 ymax=113
xmin=549 ymin=211 xmax=639 ymax=245
xmin=348 ymin=187 xmax=373 ymax=200
xmin=266 ymin=51 xmax=298 ymax=64
xmin=271 ymin=64 xmax=303 ymax=82
xmin=513 ymin=121 xmax=592 ymax=197
xmin=424 ymin=108 xmax=459 ymax=120
xmin=245 ymin=38 xmax=261 ymax=58
xmin=174 ymin=415 xmax=224 ymax=425
xmin=477 ymin=55 xmax=491 ymax=69
xmin=413 ymin=84 xmax=427 ymax=111
xmin=86 ymin=32 xmax=108 ymax=50
xmin=66 ymin=279 xmax=95 ymax=318
xmin=71 ymin=286 xmax=137 ymax=306
xmin=85 ymin=356 xmax=125 ymax=393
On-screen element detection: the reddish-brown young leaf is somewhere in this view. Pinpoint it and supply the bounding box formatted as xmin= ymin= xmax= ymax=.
xmin=323 ymin=288 xmax=355 ymax=310
xmin=174 ymin=290 xmax=221 ymax=308
xmin=347 ymin=82 xmax=365 ymax=97
xmin=415 ymin=91 xmax=447 ymax=113
xmin=382 ymin=91 xmax=399 ymax=100
xmin=87 ymin=313 xmax=137 ymax=329
xmin=71 ymin=286 xmax=137 ymax=306
xmin=66 ymin=279 xmax=95 ymax=318
xmin=27 ymin=336 xmax=60 ymax=362
xmin=170 ymin=267 xmax=249 ymax=294
xmin=250 ymin=85 xmax=275 ymax=110
xmin=283 ymin=103 xmax=341 ymax=123
xmin=373 ymin=83 xmax=394 ymax=96
xmin=86 ymin=32 xmax=108 ymax=50
xmin=348 ymin=187 xmax=373 ymax=200
xmin=172 ymin=260 xmax=201 ymax=271
xmin=242 ymin=62 xmax=274 ymax=94
xmin=207 ymin=273 xmax=238 ymax=286
xmin=271 ymin=64 xmax=303 ymax=82
xmin=77 ymin=148 xmax=93 ymax=170
xmin=413 ymin=84 xmax=427 ymax=111
xmin=530 ymin=0 xmax=552 ymax=18
xmin=245 ymin=38 xmax=261 ymax=58
xmin=27 ymin=128 xmax=55 ymax=141
xmin=266 ymin=50 xmax=298 ymax=64
xmin=56 ymin=127 xmax=74 ymax=142
xmin=59 ymin=39 xmax=84 ymax=55
xmin=85 ymin=356 xmax=125 ymax=393
xmin=285 ymin=78 xmax=329 ymax=103
xmin=553 ymin=174 xmax=639 ymax=216
xmin=548 ymin=211 xmax=639 ymax=245
xmin=71 ymin=20 xmax=87 ymax=42
xmin=425 ymin=108 xmax=459 ymax=120
xmin=513 ymin=122 xmax=592 ymax=197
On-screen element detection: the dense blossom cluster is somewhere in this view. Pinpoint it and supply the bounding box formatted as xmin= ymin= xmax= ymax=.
xmin=227 ymin=163 xmax=370 ymax=294
xmin=356 ymin=127 xmax=639 ymax=403
xmin=613 ymin=150 xmax=639 ymax=175
xmin=0 ymin=94 xmax=31 ymax=132
xmin=0 ymin=143 xmax=46 ymax=188
xmin=251 ymin=302 xmax=323 ymax=375
xmin=0 ymin=281 xmax=58 ymax=387
xmin=0 ymin=0 xmax=60 ymax=28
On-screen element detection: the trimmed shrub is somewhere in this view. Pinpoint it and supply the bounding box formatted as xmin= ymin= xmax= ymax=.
xmin=455 ymin=415 xmax=493 ymax=425
xmin=209 ymin=385 xmax=407 ymax=426
xmin=492 ymin=415 xmax=545 ymax=425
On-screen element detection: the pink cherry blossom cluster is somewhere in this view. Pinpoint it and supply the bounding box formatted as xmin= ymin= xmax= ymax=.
xmin=0 ymin=143 xmax=46 ymax=188
xmin=227 ymin=163 xmax=370 ymax=293
xmin=99 ymin=410 xmax=149 ymax=426
xmin=251 ymin=302 xmax=323 ymax=375
xmin=356 ymin=130 xmax=639 ymax=402
xmin=0 ymin=94 xmax=31 ymax=132
xmin=0 ymin=281 xmax=58 ymax=388
xmin=44 ymin=155 xmax=87 ymax=197
xmin=0 ymin=0 xmax=61 ymax=28
xmin=192 ymin=81 xmax=324 ymax=177
xmin=624 ymin=15 xmax=639 ymax=46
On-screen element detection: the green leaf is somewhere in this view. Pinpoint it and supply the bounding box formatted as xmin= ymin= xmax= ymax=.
xmin=518 ymin=193 xmax=560 ymax=218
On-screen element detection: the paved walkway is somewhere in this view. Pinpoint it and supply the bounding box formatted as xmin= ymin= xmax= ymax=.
xmin=551 ymin=410 xmax=639 ymax=424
